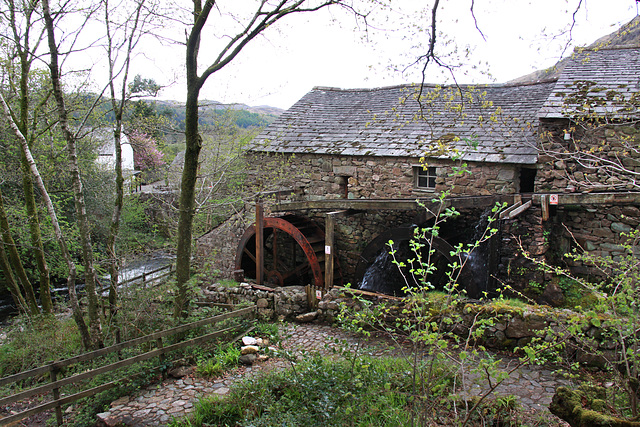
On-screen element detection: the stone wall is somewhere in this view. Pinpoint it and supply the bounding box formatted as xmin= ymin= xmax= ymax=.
xmin=199 ymin=284 xmax=623 ymax=369
xmin=247 ymin=152 xmax=521 ymax=200
xmin=195 ymin=209 xmax=253 ymax=276
xmin=201 ymin=282 xmax=309 ymax=321
xmin=547 ymin=204 xmax=640 ymax=278
xmin=536 ymin=119 xmax=640 ymax=192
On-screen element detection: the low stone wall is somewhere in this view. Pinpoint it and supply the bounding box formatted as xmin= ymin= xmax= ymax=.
xmin=201 ymin=283 xmax=310 ymax=320
xmin=200 ymin=283 xmax=624 ymax=369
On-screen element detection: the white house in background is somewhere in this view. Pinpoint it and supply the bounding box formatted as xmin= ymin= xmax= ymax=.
xmin=95 ymin=130 xmax=136 ymax=171
xmin=94 ymin=128 xmax=142 ymax=192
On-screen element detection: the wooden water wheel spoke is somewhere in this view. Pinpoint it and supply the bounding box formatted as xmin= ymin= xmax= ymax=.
xmin=280 ymin=261 xmax=311 ymax=281
xmin=243 ymin=247 xmax=257 ymax=263
xmin=272 ymin=229 xmax=278 ymax=271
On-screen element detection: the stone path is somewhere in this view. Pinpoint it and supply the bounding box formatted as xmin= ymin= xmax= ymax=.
xmin=96 ymin=323 xmax=571 ymax=426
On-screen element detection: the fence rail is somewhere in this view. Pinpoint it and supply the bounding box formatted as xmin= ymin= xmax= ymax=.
xmin=0 ymin=305 xmax=256 ymax=426
xmin=98 ymin=263 xmax=174 ymax=294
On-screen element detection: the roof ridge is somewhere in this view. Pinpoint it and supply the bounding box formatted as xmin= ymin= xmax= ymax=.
xmin=312 ymin=79 xmax=558 ymax=94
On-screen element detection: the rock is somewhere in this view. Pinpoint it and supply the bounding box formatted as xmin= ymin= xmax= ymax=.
xmin=505 ymin=315 xmax=548 ymax=339
xmin=611 ymin=222 xmax=631 ymax=233
xmin=110 ymin=397 xmax=130 ymax=407
xmin=167 ymin=366 xmax=195 ymax=378
xmin=537 ymin=282 xmax=565 ymax=307
xmin=256 ymin=338 xmax=264 ymax=347
xmin=295 ymin=311 xmax=318 ymax=323
xmin=256 ymin=298 xmax=269 ymax=308
xmin=257 ymin=354 xmax=270 ymax=362
xmin=241 ymin=345 xmax=260 ymax=355
xmin=242 ymin=336 xmax=258 ymax=346
xmin=239 ymin=354 xmax=257 ymax=365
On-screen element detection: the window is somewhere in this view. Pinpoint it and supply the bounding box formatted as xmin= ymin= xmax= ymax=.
xmin=414 ymin=166 xmax=437 ymax=189
xmin=519 ymin=167 xmax=537 ymax=193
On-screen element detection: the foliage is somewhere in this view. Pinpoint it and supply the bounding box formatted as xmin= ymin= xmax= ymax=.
xmin=253 ymin=321 xmax=281 ymax=345
xmin=195 ymin=343 xmax=240 ymax=377
xmin=129 ymin=130 xmax=165 ymax=171
xmin=114 ymin=194 xmax=165 ymax=255
xmin=522 ymin=229 xmax=640 ymax=422
xmin=0 ymin=314 xmax=82 ymax=379
xmin=171 ymin=356 xmax=430 ymax=427
xmin=336 ymin=195 xmax=575 ymax=425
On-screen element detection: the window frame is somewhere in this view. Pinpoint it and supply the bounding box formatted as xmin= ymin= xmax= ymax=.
xmin=414 ymin=165 xmax=437 ymax=190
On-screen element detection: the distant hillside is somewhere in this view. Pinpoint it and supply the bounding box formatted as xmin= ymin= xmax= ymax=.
xmin=149 ymin=99 xmax=283 ymax=149
xmin=509 ymin=16 xmax=640 ymax=84
xmin=154 ymin=99 xmax=283 ymax=129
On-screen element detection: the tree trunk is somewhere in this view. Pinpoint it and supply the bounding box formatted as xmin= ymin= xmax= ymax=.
xmin=20 ymin=157 xmax=53 ymax=314
xmin=106 ymin=123 xmax=124 ymax=342
xmin=0 ymin=190 xmax=29 ymax=314
xmin=174 ymin=87 xmax=202 ymax=318
xmin=0 ymin=92 xmax=92 ymax=349
xmin=18 ymin=48 xmax=53 ymax=314
xmin=0 ymin=187 xmax=39 ymax=315
xmin=42 ymin=0 xmax=102 ymax=348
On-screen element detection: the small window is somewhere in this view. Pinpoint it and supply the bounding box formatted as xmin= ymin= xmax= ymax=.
xmin=414 ymin=166 xmax=437 ymax=189
xmin=520 ymin=168 xmax=536 ymax=193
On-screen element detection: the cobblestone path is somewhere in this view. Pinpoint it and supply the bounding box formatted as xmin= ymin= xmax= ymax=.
xmin=97 ymin=323 xmax=571 ymax=426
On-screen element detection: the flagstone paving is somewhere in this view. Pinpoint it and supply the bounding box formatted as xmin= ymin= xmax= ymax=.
xmin=96 ymin=323 xmax=572 ymax=426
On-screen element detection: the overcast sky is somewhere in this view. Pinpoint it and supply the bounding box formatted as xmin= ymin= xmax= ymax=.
xmin=136 ymin=1 xmax=638 ymax=110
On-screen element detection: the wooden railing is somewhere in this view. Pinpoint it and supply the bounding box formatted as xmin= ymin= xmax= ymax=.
xmin=0 ymin=305 xmax=256 ymax=426
xmin=98 ymin=263 xmax=175 ymax=294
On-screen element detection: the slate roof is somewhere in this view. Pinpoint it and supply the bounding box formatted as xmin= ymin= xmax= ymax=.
xmin=251 ymin=81 xmax=556 ymax=164
xmin=539 ymin=46 xmax=640 ymax=119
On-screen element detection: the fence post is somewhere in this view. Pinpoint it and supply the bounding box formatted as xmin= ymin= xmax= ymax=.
xmin=156 ymin=337 xmax=165 ymax=377
xmin=49 ymin=363 xmax=63 ymax=426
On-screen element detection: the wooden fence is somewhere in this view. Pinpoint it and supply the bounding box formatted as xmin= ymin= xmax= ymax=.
xmin=98 ymin=263 xmax=175 ymax=294
xmin=0 ymin=305 xmax=256 ymax=426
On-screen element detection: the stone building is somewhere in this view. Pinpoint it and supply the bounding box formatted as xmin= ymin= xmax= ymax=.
xmin=198 ymin=39 xmax=640 ymax=304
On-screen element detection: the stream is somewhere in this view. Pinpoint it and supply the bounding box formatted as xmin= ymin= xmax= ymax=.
xmin=0 ymin=251 xmax=175 ymax=321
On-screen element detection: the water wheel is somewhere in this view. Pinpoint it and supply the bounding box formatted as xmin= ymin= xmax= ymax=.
xmin=235 ymin=214 xmax=342 ymax=288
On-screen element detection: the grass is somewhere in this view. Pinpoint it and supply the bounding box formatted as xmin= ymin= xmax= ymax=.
xmin=0 ymin=313 xmax=82 ymax=379
xmin=196 ymin=343 xmax=241 ymax=377
xmin=171 ymin=355 xmax=423 ymax=427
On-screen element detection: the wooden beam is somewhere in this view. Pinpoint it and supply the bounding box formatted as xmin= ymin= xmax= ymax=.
xmin=502 ymin=201 xmax=532 ymax=220
xmin=273 ymin=195 xmax=517 ymax=213
xmin=541 ymin=194 xmax=550 ymax=221
xmin=532 ymin=192 xmax=640 ymax=206
xmin=324 ymin=213 xmax=335 ymax=290
xmin=256 ymin=202 xmax=264 ymax=286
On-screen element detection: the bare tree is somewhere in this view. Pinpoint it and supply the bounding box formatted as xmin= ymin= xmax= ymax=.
xmin=174 ymin=0 xmax=368 ymax=317
xmin=102 ymin=0 xmax=162 ymax=341
xmin=41 ymin=0 xmax=103 ymax=348
xmin=0 ymin=92 xmax=93 ymax=348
